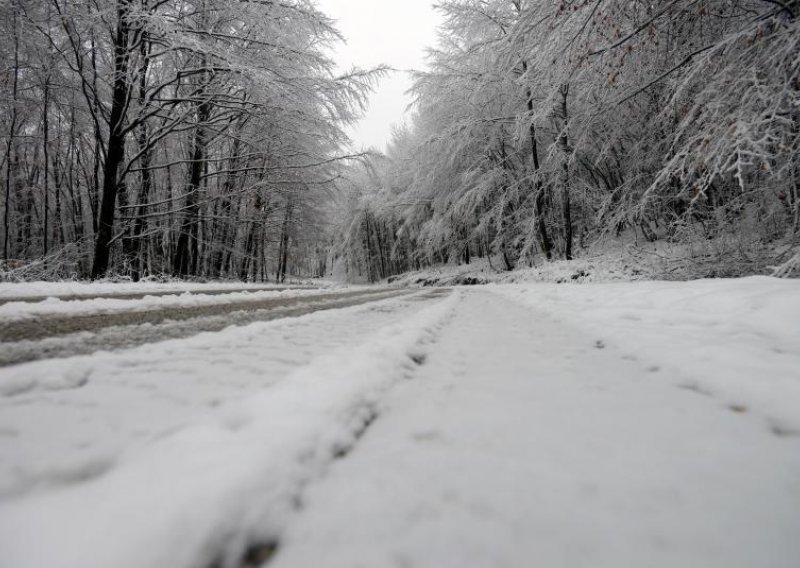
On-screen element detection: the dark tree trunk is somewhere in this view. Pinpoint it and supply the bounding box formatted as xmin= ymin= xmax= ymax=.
xmin=42 ymin=76 xmax=51 ymax=258
xmin=525 ymin=76 xmax=553 ymax=260
xmin=558 ymin=84 xmax=574 ymax=261
xmin=3 ymin=6 xmax=20 ymax=261
xmin=212 ymin=124 xmax=245 ymax=276
xmin=276 ymin=201 xmax=293 ymax=283
xmin=363 ymin=212 xmax=375 ymax=282
xmin=127 ymin=41 xmax=153 ymax=282
xmin=240 ymin=225 xmax=255 ymax=281
xmin=462 ymin=226 xmax=471 ymax=265
xmin=128 ymin=128 xmax=153 ymax=282
xmin=92 ymin=0 xmax=134 ymax=279
xmin=90 ymin=32 xmax=102 ymax=234
xmin=374 ymin=219 xmax=387 ymax=279
xmin=173 ymin=98 xmax=211 ymax=277
xmin=520 ymin=58 xmax=553 ymax=261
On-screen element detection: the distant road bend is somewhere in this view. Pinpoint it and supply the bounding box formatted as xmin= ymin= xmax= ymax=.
xmin=0 ymin=287 xmax=415 ymax=367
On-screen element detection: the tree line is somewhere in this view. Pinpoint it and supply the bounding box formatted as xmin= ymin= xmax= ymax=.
xmin=1 ymin=0 xmax=377 ymax=281
xmin=335 ymin=0 xmax=799 ymax=281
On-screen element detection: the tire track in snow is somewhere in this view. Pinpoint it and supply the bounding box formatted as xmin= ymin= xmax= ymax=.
xmin=207 ymin=288 xmax=460 ymax=568
xmin=0 ymin=290 xmax=453 ymax=492
xmin=0 ymin=289 xmax=412 ymax=367
xmin=0 ymin=289 xmax=461 ymax=568
xmin=265 ymin=288 xmax=800 ymax=568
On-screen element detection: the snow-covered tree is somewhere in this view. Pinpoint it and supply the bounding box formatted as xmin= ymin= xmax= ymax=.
xmin=0 ymin=0 xmax=379 ymax=281
xmin=334 ymin=0 xmax=799 ymax=278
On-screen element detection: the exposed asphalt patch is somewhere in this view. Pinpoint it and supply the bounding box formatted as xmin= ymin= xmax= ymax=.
xmin=0 ymin=289 xmax=406 ymax=344
xmin=0 ymin=289 xmax=416 ymax=367
xmin=0 ymin=286 xmax=317 ymax=306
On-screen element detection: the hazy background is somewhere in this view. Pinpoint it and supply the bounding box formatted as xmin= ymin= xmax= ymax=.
xmin=317 ymin=0 xmax=441 ymax=151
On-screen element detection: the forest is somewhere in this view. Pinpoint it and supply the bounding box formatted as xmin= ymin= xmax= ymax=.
xmin=0 ymin=0 xmax=379 ymax=282
xmin=336 ymin=0 xmax=800 ymax=281
xmin=1 ymin=0 xmax=799 ymax=282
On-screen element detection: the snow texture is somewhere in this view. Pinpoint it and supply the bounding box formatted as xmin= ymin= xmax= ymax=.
xmin=271 ymin=286 xmax=800 ymax=568
xmin=1 ymin=278 xmax=798 ymax=568
xmin=492 ymin=277 xmax=800 ymax=434
xmin=0 ymin=291 xmax=458 ymax=568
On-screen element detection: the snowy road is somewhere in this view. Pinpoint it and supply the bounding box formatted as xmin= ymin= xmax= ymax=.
xmin=0 ymin=279 xmax=798 ymax=568
xmin=0 ymin=287 xmax=412 ymax=366
xmin=0 ymin=285 xmax=316 ymax=306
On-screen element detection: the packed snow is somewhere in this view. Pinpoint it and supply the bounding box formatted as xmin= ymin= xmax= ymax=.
xmin=271 ymin=287 xmax=800 ymax=568
xmin=492 ymin=277 xmax=800 ymax=435
xmin=0 ymin=277 xmax=798 ymax=568
xmin=0 ymin=290 xmax=456 ymax=568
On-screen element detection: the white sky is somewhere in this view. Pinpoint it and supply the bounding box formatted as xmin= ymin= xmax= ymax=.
xmin=316 ymin=0 xmax=441 ymax=152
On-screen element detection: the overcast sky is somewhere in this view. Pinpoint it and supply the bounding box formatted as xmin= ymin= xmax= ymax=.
xmin=316 ymin=0 xmax=441 ymax=152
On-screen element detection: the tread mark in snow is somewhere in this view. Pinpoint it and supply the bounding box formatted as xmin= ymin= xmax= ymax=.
xmin=257 ymin=294 xmax=454 ymax=567
xmin=770 ymin=423 xmax=800 ymax=438
xmin=678 ymin=382 xmax=713 ymax=396
xmin=332 ymin=408 xmax=380 ymax=460
xmin=208 ymin=540 xmax=279 ymax=568
xmin=409 ymin=353 xmax=427 ymax=366
xmin=240 ymin=541 xmax=280 ymax=568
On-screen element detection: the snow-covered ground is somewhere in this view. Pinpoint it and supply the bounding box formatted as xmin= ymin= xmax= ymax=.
xmin=272 ymin=283 xmax=800 ymax=568
xmin=493 ymin=277 xmax=800 ymax=435
xmin=0 ymin=278 xmax=798 ymax=568
xmin=0 ymin=290 xmax=453 ymax=568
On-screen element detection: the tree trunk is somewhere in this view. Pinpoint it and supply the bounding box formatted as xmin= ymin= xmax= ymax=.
xmin=90 ymin=31 xmax=101 ymax=234
xmin=524 ymin=67 xmax=553 ymax=260
xmin=42 ymin=76 xmax=51 ymax=258
xmin=173 ymin=97 xmax=211 ymax=277
xmin=127 ymin=41 xmax=153 ymax=282
xmin=92 ymin=0 xmax=134 ymax=279
xmin=558 ymin=84 xmax=574 ymax=260
xmin=462 ymin=226 xmax=471 ymax=265
xmin=3 ymin=5 xmax=20 ymax=261
xmin=363 ymin=212 xmax=376 ymax=282
xmin=374 ymin=219 xmax=387 ymax=279
xmin=212 ymin=123 xmax=246 ymax=277
xmin=276 ymin=201 xmax=293 ymax=283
